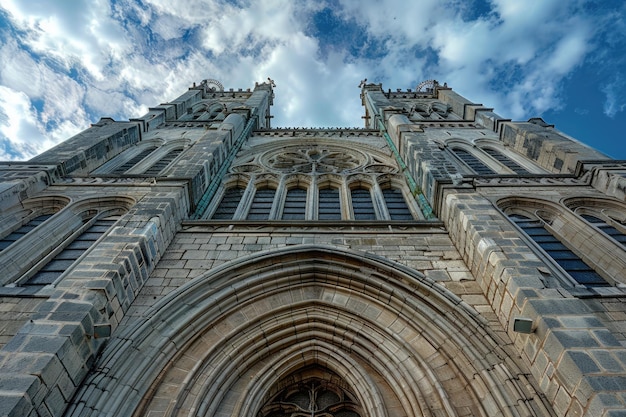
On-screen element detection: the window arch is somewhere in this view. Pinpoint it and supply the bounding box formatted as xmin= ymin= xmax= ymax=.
xmin=110 ymin=145 xmax=158 ymax=174
xmin=451 ymin=147 xmax=497 ymax=175
xmin=142 ymin=146 xmax=184 ymax=176
xmin=23 ymin=214 xmax=120 ymax=288
xmin=211 ymin=187 xmax=245 ymax=220
xmin=481 ymin=147 xmax=530 ymax=174
xmin=0 ymin=196 xmax=69 ymax=255
xmin=500 ymin=198 xmax=610 ymax=287
xmin=0 ymin=196 xmax=134 ymax=289
xmin=565 ymin=198 xmax=626 ymax=250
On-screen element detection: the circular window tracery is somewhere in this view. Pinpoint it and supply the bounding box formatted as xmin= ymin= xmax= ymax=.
xmin=261 ymin=146 xmax=367 ymax=174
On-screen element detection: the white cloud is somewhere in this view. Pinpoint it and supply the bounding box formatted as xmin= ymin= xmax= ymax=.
xmin=0 ymin=0 xmax=621 ymax=159
xmin=0 ymin=86 xmax=53 ymax=160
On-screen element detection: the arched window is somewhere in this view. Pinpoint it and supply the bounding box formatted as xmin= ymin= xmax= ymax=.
xmin=0 ymin=214 xmax=53 ymax=253
xmin=142 ymin=147 xmax=184 ymax=176
xmin=482 ymin=148 xmax=530 ymax=174
xmin=24 ymin=215 xmax=118 ymax=287
xmin=509 ymin=213 xmax=607 ymax=286
xmin=580 ymin=214 xmax=626 ymax=249
xmin=111 ymin=146 xmax=158 ymax=174
xmin=351 ymin=188 xmax=376 ymax=220
xmin=451 ymin=148 xmax=496 ymax=175
xmin=318 ymin=187 xmax=341 ymax=220
xmin=247 ymin=188 xmax=276 ymax=220
xmin=382 ymin=188 xmax=413 ymax=220
xmin=282 ymin=187 xmax=307 ymax=220
xmin=212 ymin=188 xmax=245 ymax=220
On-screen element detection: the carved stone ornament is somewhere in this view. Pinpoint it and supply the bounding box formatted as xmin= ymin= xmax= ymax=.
xmin=261 ymin=146 xmax=366 ymax=174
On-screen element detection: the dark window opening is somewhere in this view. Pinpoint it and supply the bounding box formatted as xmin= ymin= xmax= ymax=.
xmin=111 ymin=147 xmax=157 ymax=174
xmin=483 ymin=148 xmax=529 ymax=174
xmin=282 ymin=188 xmax=307 ymax=220
xmin=581 ymin=214 xmax=626 ymax=248
xmin=0 ymin=214 xmax=54 ymax=252
xmin=510 ymin=214 xmax=607 ymax=286
xmin=382 ymin=189 xmax=413 ymax=220
xmin=212 ymin=188 xmax=245 ymax=220
xmin=247 ymin=188 xmax=276 ymax=220
xmin=25 ymin=217 xmax=117 ymax=287
xmin=318 ymin=187 xmax=341 ymax=220
xmin=453 ymin=148 xmax=496 ymax=175
xmin=351 ymin=188 xmax=376 ymax=220
xmin=143 ymin=148 xmax=184 ymax=176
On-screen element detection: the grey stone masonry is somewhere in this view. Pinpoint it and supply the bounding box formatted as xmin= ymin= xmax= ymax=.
xmin=500 ymin=121 xmax=609 ymax=174
xmin=29 ymin=119 xmax=141 ymax=176
xmin=0 ymin=183 xmax=188 ymax=417
xmin=441 ymin=191 xmax=626 ymax=417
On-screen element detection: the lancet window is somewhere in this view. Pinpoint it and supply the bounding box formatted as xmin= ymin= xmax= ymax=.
xmin=318 ymin=187 xmax=341 ymax=220
xmin=24 ymin=216 xmax=119 ymax=287
xmin=382 ymin=188 xmax=413 ymax=220
xmin=0 ymin=214 xmax=54 ymax=253
xmin=211 ymin=187 xmax=245 ymax=220
xmin=247 ymin=188 xmax=276 ymax=220
xmin=350 ymin=188 xmax=376 ymax=220
xmin=482 ymin=147 xmax=530 ymax=174
xmin=505 ymin=209 xmax=608 ymax=287
xmin=282 ymin=187 xmax=308 ymax=220
xmin=452 ymin=148 xmax=497 ymax=175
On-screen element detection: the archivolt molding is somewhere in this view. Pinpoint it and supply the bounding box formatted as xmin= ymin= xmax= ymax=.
xmin=67 ymin=245 xmax=552 ymax=417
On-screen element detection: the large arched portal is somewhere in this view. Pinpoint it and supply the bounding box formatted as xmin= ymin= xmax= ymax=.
xmin=66 ymin=246 xmax=553 ymax=417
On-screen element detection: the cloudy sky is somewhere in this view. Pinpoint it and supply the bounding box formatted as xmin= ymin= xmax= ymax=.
xmin=0 ymin=0 xmax=624 ymax=161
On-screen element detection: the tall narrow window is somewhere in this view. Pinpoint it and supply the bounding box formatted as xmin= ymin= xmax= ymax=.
xmin=383 ymin=189 xmax=413 ymax=220
xmin=112 ymin=147 xmax=157 ymax=174
xmin=510 ymin=214 xmax=607 ymax=286
xmin=282 ymin=188 xmax=307 ymax=220
xmin=247 ymin=188 xmax=276 ymax=220
xmin=25 ymin=216 xmax=117 ymax=287
xmin=483 ymin=148 xmax=529 ymax=174
xmin=580 ymin=214 xmax=626 ymax=249
xmin=143 ymin=148 xmax=184 ymax=176
xmin=0 ymin=214 xmax=53 ymax=253
xmin=351 ymin=188 xmax=376 ymax=220
xmin=318 ymin=187 xmax=341 ymax=220
xmin=212 ymin=188 xmax=245 ymax=220
xmin=452 ymin=148 xmax=496 ymax=175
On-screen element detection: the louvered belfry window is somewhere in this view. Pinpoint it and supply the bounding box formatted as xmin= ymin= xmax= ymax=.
xmin=212 ymin=188 xmax=245 ymax=219
xmin=510 ymin=214 xmax=607 ymax=286
xmin=453 ymin=148 xmax=496 ymax=175
xmin=0 ymin=214 xmax=53 ymax=253
xmin=351 ymin=188 xmax=376 ymax=220
xmin=382 ymin=189 xmax=413 ymax=220
xmin=25 ymin=217 xmax=117 ymax=287
xmin=247 ymin=188 xmax=276 ymax=220
xmin=282 ymin=188 xmax=307 ymax=220
xmin=318 ymin=187 xmax=341 ymax=220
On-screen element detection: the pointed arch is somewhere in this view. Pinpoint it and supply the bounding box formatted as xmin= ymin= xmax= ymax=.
xmin=66 ymin=246 xmax=553 ymax=417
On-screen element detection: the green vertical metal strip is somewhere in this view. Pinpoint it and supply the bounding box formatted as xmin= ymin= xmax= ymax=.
xmin=193 ymin=116 xmax=257 ymax=219
xmin=376 ymin=116 xmax=435 ymax=220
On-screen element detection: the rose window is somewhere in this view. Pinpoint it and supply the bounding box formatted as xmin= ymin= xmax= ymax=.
xmin=263 ymin=146 xmax=365 ymax=174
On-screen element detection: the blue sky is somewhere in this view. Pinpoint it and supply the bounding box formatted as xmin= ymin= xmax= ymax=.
xmin=0 ymin=0 xmax=624 ymax=161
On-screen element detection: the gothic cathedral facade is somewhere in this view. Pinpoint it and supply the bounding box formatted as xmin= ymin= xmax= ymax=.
xmin=1 ymin=78 xmax=625 ymax=417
